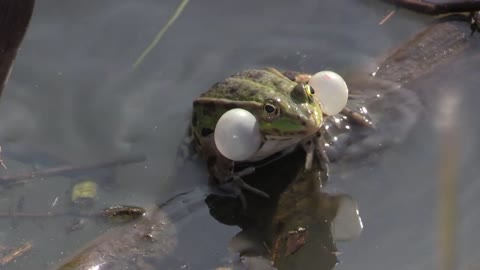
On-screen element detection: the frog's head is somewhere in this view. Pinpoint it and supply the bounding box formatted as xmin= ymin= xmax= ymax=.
xmin=194 ymin=69 xmax=324 ymax=141
xmin=258 ymin=82 xmax=323 ymax=139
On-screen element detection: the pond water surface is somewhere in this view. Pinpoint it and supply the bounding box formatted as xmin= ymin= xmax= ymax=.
xmin=1 ymin=0 xmax=480 ymax=269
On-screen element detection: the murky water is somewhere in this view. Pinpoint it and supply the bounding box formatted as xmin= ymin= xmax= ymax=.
xmin=1 ymin=0 xmax=479 ymax=269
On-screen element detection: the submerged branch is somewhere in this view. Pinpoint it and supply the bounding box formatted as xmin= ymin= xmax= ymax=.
xmin=0 ymin=242 xmax=32 ymax=266
xmin=0 ymin=154 xmax=146 ymax=184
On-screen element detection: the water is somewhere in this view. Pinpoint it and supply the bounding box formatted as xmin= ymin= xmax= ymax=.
xmin=0 ymin=0 xmax=479 ymax=269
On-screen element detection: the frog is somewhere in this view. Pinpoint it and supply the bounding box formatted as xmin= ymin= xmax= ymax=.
xmin=189 ymin=68 xmax=372 ymax=201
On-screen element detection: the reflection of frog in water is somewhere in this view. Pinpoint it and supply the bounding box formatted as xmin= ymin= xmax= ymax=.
xmin=54 ymin=14 xmax=479 ymax=270
xmin=206 ymin=147 xmax=362 ymax=270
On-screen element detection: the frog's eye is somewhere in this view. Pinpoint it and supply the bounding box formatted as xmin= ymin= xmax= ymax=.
xmin=264 ymin=104 xmax=276 ymax=113
xmin=304 ymin=84 xmax=315 ymax=96
xmin=263 ymin=99 xmax=280 ymax=120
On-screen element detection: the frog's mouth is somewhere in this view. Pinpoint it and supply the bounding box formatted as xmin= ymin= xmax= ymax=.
xmin=248 ymin=136 xmax=303 ymax=161
xmin=264 ymin=126 xmax=319 ymax=138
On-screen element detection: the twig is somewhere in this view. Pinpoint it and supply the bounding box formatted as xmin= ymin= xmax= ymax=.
xmin=379 ymin=9 xmax=397 ymax=25
xmin=0 ymin=242 xmax=32 ymax=266
xmin=0 ymin=154 xmax=146 ymax=184
xmin=133 ymin=0 xmax=190 ymax=69
xmin=0 ymin=146 xmax=8 ymax=170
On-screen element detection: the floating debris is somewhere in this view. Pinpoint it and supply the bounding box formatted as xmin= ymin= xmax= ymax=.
xmin=101 ymin=205 xmax=146 ymax=223
xmin=71 ymin=180 xmax=97 ymax=206
xmin=66 ymin=218 xmax=86 ymax=233
xmin=284 ymin=227 xmax=308 ymax=256
xmin=0 ymin=242 xmax=32 ymax=266
xmin=379 ymin=9 xmax=396 ymax=25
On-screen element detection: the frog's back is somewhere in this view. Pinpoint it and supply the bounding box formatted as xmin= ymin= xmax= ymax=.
xmin=198 ymin=69 xmax=295 ymax=102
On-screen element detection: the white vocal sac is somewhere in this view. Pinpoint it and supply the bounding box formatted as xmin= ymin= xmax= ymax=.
xmin=214 ymin=108 xmax=262 ymax=161
xmin=309 ymin=71 xmax=349 ymax=116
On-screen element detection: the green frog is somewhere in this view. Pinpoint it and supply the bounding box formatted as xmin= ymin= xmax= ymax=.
xmin=189 ymin=68 xmax=372 ymax=199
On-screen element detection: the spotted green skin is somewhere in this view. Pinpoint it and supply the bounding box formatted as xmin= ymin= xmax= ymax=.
xmin=191 ymin=68 xmax=324 ymax=161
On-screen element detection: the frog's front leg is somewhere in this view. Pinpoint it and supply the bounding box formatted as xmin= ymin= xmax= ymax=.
xmin=208 ymin=155 xmax=269 ymax=208
xmin=302 ymin=130 xmax=330 ymax=182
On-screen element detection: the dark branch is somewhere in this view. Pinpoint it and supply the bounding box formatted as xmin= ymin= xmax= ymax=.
xmin=381 ymin=0 xmax=480 ymax=15
xmin=0 ymin=0 xmax=35 ymax=96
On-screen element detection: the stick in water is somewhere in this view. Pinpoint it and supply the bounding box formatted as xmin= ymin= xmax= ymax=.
xmin=0 ymin=154 xmax=146 ymax=184
xmin=0 ymin=242 xmax=32 ymax=266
